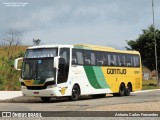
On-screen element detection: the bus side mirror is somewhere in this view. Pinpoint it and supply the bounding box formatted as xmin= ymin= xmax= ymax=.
xmin=54 ymin=56 xmax=60 ymax=69
xmin=14 ymin=57 xmax=23 ymax=71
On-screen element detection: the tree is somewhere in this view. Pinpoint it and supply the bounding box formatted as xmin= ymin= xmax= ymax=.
xmin=126 ymin=25 xmax=160 ymax=85
xmin=33 ymin=38 xmax=41 ymax=46
xmin=2 ymin=28 xmax=24 ymax=59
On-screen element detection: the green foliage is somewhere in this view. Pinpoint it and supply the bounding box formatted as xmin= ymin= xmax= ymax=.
xmin=0 ymin=46 xmax=26 ymax=90
xmin=18 ymin=51 xmax=25 ymax=57
xmin=126 ymin=25 xmax=160 ymax=72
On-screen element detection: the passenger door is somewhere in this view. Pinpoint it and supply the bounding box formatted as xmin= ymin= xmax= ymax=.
xmin=57 ymin=48 xmax=70 ymax=84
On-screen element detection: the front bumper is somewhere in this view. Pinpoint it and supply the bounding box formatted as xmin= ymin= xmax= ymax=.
xmin=22 ymin=87 xmax=61 ymax=97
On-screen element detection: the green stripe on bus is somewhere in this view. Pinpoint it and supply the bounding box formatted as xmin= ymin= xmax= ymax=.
xmin=33 ymin=80 xmax=40 ymax=85
xmin=33 ymin=80 xmax=45 ymax=85
xmin=93 ymin=67 xmax=110 ymax=88
xmin=84 ymin=66 xmax=102 ymax=89
xmin=74 ymin=46 xmax=91 ymax=50
xmin=39 ymin=79 xmax=46 ymax=84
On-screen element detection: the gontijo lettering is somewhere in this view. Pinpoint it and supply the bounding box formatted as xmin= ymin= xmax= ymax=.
xmin=107 ymin=68 xmax=126 ymax=74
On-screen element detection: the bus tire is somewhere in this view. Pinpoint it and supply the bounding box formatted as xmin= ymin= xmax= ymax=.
xmin=119 ymin=83 xmax=126 ymax=96
xmin=125 ymin=84 xmax=132 ymax=96
xmin=41 ymin=97 xmax=51 ymax=102
xmin=69 ymin=85 xmax=80 ymax=101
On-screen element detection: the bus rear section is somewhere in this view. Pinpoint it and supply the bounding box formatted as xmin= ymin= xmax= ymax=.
xmin=71 ymin=45 xmax=142 ymax=97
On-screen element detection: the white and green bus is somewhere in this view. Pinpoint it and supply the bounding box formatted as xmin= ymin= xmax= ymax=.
xmin=14 ymin=44 xmax=142 ymax=102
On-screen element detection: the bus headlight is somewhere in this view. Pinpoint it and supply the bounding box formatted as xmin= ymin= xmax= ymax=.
xmin=21 ymin=86 xmax=27 ymax=89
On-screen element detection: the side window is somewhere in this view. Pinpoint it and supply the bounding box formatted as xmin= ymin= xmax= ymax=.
xmin=133 ymin=55 xmax=140 ymax=67
xmin=72 ymin=49 xmax=84 ymax=65
xmin=108 ymin=53 xmax=117 ymax=66
xmin=125 ymin=54 xmax=133 ymax=67
xmin=60 ymin=48 xmax=70 ymax=64
xmin=83 ymin=50 xmax=91 ymax=65
xmin=96 ymin=52 xmax=108 ymax=66
xmin=91 ymin=52 xmax=96 ymax=65
xmin=96 ymin=52 xmax=102 ymax=65
xmin=118 ymin=54 xmax=126 ymax=66
xmin=104 ymin=53 xmax=109 ymax=66
xmin=77 ymin=51 xmax=84 ymax=65
xmin=72 ymin=50 xmax=78 ymax=65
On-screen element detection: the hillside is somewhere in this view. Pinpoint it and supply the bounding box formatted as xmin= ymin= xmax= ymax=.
xmin=0 ymin=46 xmax=27 ymax=90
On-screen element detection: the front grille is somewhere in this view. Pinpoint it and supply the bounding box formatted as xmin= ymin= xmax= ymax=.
xmin=22 ymin=81 xmax=55 ymax=90
xmin=27 ymin=86 xmax=47 ymax=90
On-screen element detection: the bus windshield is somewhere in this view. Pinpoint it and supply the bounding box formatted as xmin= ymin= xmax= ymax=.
xmin=22 ymin=58 xmax=56 ymax=80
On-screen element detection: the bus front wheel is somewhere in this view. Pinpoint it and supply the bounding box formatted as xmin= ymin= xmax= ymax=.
xmin=69 ymin=85 xmax=80 ymax=101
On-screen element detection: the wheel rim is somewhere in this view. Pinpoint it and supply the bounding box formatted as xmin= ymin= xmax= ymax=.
xmin=128 ymin=85 xmax=131 ymax=92
xmin=127 ymin=85 xmax=131 ymax=95
xmin=128 ymin=87 xmax=131 ymax=93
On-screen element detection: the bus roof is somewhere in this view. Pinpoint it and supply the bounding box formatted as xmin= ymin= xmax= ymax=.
xmin=27 ymin=44 xmax=139 ymax=55
xmin=74 ymin=44 xmax=140 ymax=55
xmin=27 ymin=45 xmax=72 ymax=49
xmin=74 ymin=44 xmax=115 ymax=50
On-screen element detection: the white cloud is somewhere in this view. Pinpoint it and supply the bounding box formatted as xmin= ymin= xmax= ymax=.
xmin=1 ymin=0 xmax=160 ymax=49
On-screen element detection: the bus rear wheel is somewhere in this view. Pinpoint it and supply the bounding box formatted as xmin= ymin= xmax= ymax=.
xmin=69 ymin=85 xmax=80 ymax=101
xmin=41 ymin=97 xmax=51 ymax=102
xmin=125 ymin=84 xmax=132 ymax=96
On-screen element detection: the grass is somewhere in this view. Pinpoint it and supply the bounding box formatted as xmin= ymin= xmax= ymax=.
xmin=0 ymin=46 xmax=27 ymax=57
xmin=142 ymin=80 xmax=160 ymax=90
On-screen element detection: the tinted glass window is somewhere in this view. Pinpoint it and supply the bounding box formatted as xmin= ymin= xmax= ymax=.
xmin=133 ymin=55 xmax=140 ymax=67
xmin=25 ymin=48 xmax=58 ymax=58
xmin=83 ymin=50 xmax=91 ymax=65
xmin=108 ymin=53 xmax=118 ymax=66
xmin=58 ymin=48 xmax=70 ymax=84
xmin=125 ymin=54 xmax=133 ymax=67
xmin=60 ymin=48 xmax=70 ymax=64
xmin=96 ymin=52 xmax=108 ymax=66
xmin=72 ymin=49 xmax=84 ymax=65
xmin=91 ymin=52 xmax=96 ymax=65
xmin=72 ymin=49 xmax=140 ymax=68
xmin=118 ymin=54 xmax=126 ymax=66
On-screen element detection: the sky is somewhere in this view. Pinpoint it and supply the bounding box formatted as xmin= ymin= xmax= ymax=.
xmin=0 ymin=0 xmax=160 ymax=49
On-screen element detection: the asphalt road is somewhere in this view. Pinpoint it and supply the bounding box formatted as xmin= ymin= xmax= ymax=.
xmin=0 ymin=90 xmax=160 ymax=112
